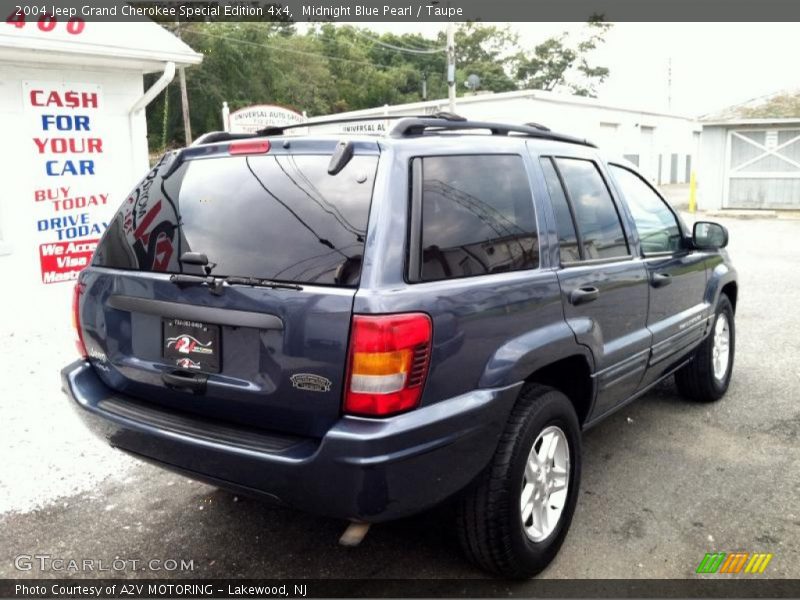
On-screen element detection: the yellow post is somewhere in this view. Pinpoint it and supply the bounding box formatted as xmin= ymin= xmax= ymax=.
xmin=688 ymin=170 xmax=697 ymax=213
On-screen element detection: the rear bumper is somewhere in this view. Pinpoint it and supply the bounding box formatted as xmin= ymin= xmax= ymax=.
xmin=61 ymin=360 xmax=521 ymax=522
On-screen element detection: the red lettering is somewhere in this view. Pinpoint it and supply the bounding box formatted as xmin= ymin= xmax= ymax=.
xmin=46 ymin=90 xmax=62 ymax=107
xmin=82 ymin=92 xmax=98 ymax=108
xmin=37 ymin=13 xmax=56 ymax=32
xmin=66 ymin=17 xmax=85 ymax=35
xmin=6 ymin=10 xmax=25 ymax=28
xmin=29 ymin=90 xmax=98 ymax=109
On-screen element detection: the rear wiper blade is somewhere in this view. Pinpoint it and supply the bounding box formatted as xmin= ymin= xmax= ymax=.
xmin=224 ymin=276 xmax=302 ymax=291
xmin=170 ymin=273 xmax=301 ymax=293
xmin=170 ymin=274 xmax=212 ymax=285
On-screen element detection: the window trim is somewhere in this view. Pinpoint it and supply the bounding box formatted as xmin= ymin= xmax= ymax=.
xmin=542 ymin=157 xmax=585 ymax=262
xmin=607 ymin=162 xmax=687 ymax=258
xmin=405 ymin=152 xmax=541 ymax=284
xmin=406 ymin=157 xmax=424 ymax=283
xmin=544 ymin=155 xmax=633 ymax=267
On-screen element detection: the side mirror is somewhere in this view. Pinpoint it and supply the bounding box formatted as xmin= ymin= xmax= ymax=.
xmin=693 ymin=221 xmax=728 ymax=249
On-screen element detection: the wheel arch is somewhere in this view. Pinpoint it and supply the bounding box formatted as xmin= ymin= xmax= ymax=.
xmin=522 ymin=355 xmax=595 ymax=427
xmin=720 ymin=281 xmax=738 ymax=313
xmin=705 ymin=258 xmax=738 ymax=314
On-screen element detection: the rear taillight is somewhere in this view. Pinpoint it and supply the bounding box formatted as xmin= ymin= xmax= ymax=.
xmin=344 ymin=313 xmax=432 ymax=417
xmin=72 ymin=282 xmax=87 ymax=359
xmin=229 ymin=140 xmax=270 ymax=155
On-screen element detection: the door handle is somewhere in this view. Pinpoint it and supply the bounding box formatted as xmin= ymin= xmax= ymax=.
xmin=570 ymin=286 xmax=600 ymax=305
xmin=162 ymin=370 xmax=208 ymax=394
xmin=651 ymin=273 xmax=672 ymax=288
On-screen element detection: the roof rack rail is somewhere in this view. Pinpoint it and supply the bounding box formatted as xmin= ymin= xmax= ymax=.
xmin=191 ymin=113 xmax=468 ymax=145
xmin=189 ymin=113 xmax=591 ymax=148
xmin=525 ymin=121 xmax=551 ymax=132
xmin=389 ymin=117 xmax=595 ymax=147
xmin=254 ymin=111 xmax=466 ymax=136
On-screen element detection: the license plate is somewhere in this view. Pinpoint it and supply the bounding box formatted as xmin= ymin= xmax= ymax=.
xmin=163 ymin=318 xmax=220 ymax=373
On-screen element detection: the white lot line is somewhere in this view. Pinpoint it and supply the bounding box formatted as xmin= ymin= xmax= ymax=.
xmin=0 ymin=317 xmax=135 ymax=514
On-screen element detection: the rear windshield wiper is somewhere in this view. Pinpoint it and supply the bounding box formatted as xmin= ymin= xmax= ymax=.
xmin=170 ymin=274 xmax=302 ymax=294
xmin=224 ymin=276 xmax=302 ymax=291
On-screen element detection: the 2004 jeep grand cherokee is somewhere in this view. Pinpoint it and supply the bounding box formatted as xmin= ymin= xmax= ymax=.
xmin=62 ymin=114 xmax=738 ymax=578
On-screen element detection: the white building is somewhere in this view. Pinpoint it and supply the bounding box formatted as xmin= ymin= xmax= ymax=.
xmin=0 ymin=21 xmax=201 ymax=323
xmin=700 ymin=116 xmax=800 ymax=211
xmin=306 ymin=89 xmax=701 ymax=186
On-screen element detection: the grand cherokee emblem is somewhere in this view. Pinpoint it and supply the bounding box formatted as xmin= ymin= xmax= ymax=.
xmin=290 ymin=373 xmax=332 ymax=392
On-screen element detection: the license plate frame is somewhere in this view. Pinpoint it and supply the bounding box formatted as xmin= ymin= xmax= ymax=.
xmin=163 ymin=318 xmax=221 ymax=373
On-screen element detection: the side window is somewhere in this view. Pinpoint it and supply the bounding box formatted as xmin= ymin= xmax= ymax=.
xmin=609 ymin=165 xmax=682 ymax=254
xmin=540 ymin=158 xmax=581 ymax=263
xmin=417 ymin=155 xmax=538 ymax=282
xmin=554 ymin=158 xmax=630 ymax=260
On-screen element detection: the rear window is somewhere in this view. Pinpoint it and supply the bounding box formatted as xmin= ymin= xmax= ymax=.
xmin=416 ymin=154 xmax=538 ymax=282
xmin=93 ymin=153 xmax=377 ymax=286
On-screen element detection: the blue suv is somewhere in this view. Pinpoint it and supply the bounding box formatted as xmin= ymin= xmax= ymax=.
xmin=62 ymin=115 xmax=738 ymax=578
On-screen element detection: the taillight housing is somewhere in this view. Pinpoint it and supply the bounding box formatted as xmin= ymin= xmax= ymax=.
xmin=344 ymin=313 xmax=432 ymax=417
xmin=72 ymin=282 xmax=87 ymax=359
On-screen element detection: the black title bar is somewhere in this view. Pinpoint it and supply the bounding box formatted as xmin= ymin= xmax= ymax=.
xmin=3 ymin=579 xmax=800 ymax=598
xmin=5 ymin=0 xmax=800 ymax=22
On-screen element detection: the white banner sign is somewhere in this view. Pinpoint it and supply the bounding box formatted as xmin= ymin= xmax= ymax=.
xmin=23 ymin=81 xmax=112 ymax=284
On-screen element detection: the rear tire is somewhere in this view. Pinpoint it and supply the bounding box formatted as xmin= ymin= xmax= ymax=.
xmin=456 ymin=384 xmax=581 ymax=579
xmin=675 ymin=294 xmax=735 ymax=403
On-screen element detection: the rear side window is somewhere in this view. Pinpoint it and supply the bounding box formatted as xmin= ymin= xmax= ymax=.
xmin=93 ymin=153 xmax=377 ymax=286
xmin=554 ymin=158 xmax=629 ymax=260
xmin=416 ymin=155 xmax=538 ymax=282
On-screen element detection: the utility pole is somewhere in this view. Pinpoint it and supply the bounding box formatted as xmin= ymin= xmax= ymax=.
xmin=175 ymin=21 xmax=192 ymax=145
xmin=446 ymin=21 xmax=456 ymax=113
xmin=179 ymin=67 xmax=192 ymax=145
xmin=667 ymin=57 xmax=672 ymax=111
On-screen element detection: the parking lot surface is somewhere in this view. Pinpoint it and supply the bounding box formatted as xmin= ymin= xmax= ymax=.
xmin=1 ymin=214 xmax=798 ymax=580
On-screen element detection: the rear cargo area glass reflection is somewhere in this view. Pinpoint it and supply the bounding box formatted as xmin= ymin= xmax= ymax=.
xmin=93 ymin=153 xmax=377 ymax=287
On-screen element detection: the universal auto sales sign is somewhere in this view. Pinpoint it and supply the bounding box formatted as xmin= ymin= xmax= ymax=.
xmin=24 ymin=81 xmax=111 ymax=284
xmin=228 ymin=104 xmax=304 ymax=134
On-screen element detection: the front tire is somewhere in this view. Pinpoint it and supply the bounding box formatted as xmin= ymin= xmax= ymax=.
xmin=675 ymin=294 xmax=735 ymax=402
xmin=456 ymin=384 xmax=581 ymax=579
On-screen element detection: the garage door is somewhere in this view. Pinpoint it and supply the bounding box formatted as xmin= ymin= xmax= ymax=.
xmin=726 ymin=128 xmax=800 ymax=209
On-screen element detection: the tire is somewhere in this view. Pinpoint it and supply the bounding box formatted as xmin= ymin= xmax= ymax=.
xmin=675 ymin=294 xmax=735 ymax=403
xmin=456 ymin=384 xmax=581 ymax=579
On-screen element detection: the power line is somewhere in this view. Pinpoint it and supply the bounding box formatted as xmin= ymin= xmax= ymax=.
xmin=353 ymin=29 xmax=446 ymax=55
xmin=189 ymin=29 xmax=395 ymax=70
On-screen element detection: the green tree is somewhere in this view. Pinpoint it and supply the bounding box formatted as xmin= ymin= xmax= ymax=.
xmin=516 ymin=19 xmax=612 ymax=97
xmin=145 ymin=21 xmax=613 ymax=153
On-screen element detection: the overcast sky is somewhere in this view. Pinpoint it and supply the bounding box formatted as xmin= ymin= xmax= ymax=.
xmin=359 ymin=22 xmax=800 ymax=117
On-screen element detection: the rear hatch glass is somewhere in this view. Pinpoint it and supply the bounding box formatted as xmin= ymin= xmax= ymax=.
xmin=94 ymin=150 xmax=376 ymax=285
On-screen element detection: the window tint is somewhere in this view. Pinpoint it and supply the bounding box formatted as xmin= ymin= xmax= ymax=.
xmin=93 ymin=153 xmax=377 ymax=286
xmin=540 ymin=158 xmax=581 ymax=263
xmin=555 ymin=158 xmax=629 ymax=260
xmin=610 ymin=165 xmax=682 ymax=254
xmin=419 ymin=155 xmax=538 ymax=282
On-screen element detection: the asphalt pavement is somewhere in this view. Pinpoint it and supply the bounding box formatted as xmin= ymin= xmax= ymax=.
xmin=1 ymin=214 xmax=798 ymax=581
